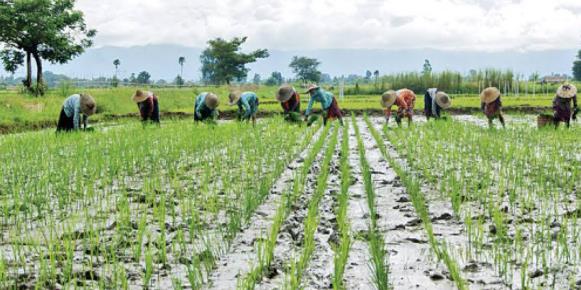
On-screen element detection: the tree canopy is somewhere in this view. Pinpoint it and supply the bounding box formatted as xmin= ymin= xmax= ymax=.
xmin=289 ymin=56 xmax=321 ymax=83
xmin=0 ymin=0 xmax=96 ymax=95
xmin=573 ymin=50 xmax=581 ymax=81
xmin=200 ymin=37 xmax=269 ymax=84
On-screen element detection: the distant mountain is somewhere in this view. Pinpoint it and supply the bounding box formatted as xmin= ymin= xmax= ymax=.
xmin=2 ymin=45 xmax=577 ymax=81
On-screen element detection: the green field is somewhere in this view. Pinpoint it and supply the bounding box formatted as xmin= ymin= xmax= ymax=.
xmin=0 ymin=86 xmax=558 ymax=133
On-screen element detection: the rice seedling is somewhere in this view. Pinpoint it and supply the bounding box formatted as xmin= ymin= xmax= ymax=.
xmin=331 ymin=121 xmax=352 ymax=290
xmin=352 ymin=114 xmax=391 ymax=290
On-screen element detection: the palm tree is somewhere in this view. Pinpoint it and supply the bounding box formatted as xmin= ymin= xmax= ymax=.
xmin=113 ymin=59 xmax=121 ymax=77
xmin=178 ymin=57 xmax=186 ymax=79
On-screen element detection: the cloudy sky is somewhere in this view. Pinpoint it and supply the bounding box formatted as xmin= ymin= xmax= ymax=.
xmin=77 ymin=0 xmax=581 ymax=51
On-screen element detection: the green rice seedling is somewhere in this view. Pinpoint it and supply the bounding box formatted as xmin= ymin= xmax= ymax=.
xmin=332 ymin=121 xmax=352 ymax=290
xmin=144 ymin=240 xmax=154 ymax=289
xmin=363 ymin=115 xmax=466 ymax=290
xmin=352 ymin=114 xmax=391 ymax=290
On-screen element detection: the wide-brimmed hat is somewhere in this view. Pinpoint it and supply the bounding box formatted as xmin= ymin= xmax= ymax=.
xmin=304 ymin=84 xmax=319 ymax=94
xmin=205 ymin=93 xmax=219 ymax=109
xmin=381 ymin=90 xmax=397 ymax=108
xmin=435 ymin=92 xmax=452 ymax=109
xmin=556 ymin=83 xmax=577 ymax=99
xmin=80 ymin=94 xmax=96 ymax=116
xmin=480 ymin=87 xmax=501 ymax=104
xmin=132 ymin=90 xmax=151 ymax=103
xmin=228 ymin=92 xmax=241 ymax=106
xmin=276 ymin=85 xmax=295 ymax=102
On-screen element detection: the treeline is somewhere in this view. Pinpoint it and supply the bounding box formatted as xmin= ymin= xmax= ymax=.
xmin=344 ymin=69 xmax=570 ymax=95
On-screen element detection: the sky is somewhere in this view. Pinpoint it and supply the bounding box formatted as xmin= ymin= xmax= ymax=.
xmin=77 ymin=0 xmax=581 ymax=51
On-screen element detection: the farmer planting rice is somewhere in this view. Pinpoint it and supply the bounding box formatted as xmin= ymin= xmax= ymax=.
xmin=480 ymin=87 xmax=506 ymax=128
xmin=229 ymin=91 xmax=259 ymax=126
xmin=424 ymin=88 xmax=452 ymax=120
xmin=382 ymin=89 xmax=416 ymax=126
xmin=276 ymin=85 xmax=302 ymax=123
xmin=304 ymin=84 xmax=344 ymax=126
xmin=194 ymin=92 xmax=220 ymax=122
xmin=132 ymin=90 xmax=160 ymax=124
xmin=552 ymin=83 xmax=578 ymax=128
xmin=56 ymin=93 xmax=96 ymax=132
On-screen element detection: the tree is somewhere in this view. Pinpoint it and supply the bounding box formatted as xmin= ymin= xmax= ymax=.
xmin=113 ymin=59 xmax=121 ymax=76
xmin=178 ymin=56 xmax=186 ymax=79
xmin=373 ymin=70 xmax=380 ymax=87
xmin=265 ymin=71 xmax=283 ymax=86
xmin=200 ymin=37 xmax=269 ymax=84
xmin=252 ymin=73 xmax=261 ymax=85
xmin=365 ymin=70 xmax=372 ymax=80
xmin=573 ymin=50 xmax=581 ymax=81
xmin=136 ymin=71 xmax=151 ymax=84
xmin=422 ymin=59 xmax=432 ymax=75
xmin=0 ymin=0 xmax=96 ymax=95
xmin=289 ymin=56 xmax=321 ymax=83
xmin=174 ymin=75 xmax=185 ymax=86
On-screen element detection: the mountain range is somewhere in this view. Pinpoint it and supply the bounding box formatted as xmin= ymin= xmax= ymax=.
xmin=1 ymin=45 xmax=578 ymax=81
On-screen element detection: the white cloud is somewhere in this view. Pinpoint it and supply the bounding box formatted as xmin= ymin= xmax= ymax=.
xmin=77 ymin=0 xmax=581 ymax=51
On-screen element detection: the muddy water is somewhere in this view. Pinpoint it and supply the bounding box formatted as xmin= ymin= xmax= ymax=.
xmin=205 ymin=128 xmax=324 ymax=290
xmin=342 ymin=124 xmax=375 ymax=290
xmin=367 ymin=116 xmax=580 ymax=289
xmin=356 ymin=118 xmax=457 ymax=290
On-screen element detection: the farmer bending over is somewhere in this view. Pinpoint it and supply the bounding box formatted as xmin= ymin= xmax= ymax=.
xmin=480 ymin=87 xmax=505 ymax=129
xmin=132 ymin=90 xmax=160 ymax=124
xmin=56 ymin=93 xmax=96 ymax=132
xmin=552 ymin=84 xmax=578 ymax=128
xmin=229 ymin=91 xmax=259 ymax=126
xmin=424 ymin=88 xmax=452 ymax=120
xmin=382 ymin=89 xmax=416 ymax=126
xmin=304 ymin=84 xmax=344 ymax=126
xmin=194 ymin=92 xmax=219 ymax=122
xmin=276 ymin=85 xmax=302 ymax=123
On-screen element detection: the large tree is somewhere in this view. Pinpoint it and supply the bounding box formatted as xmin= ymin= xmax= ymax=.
xmin=289 ymin=56 xmax=321 ymax=83
xmin=573 ymin=50 xmax=581 ymax=81
xmin=200 ymin=37 xmax=269 ymax=85
xmin=0 ymin=0 xmax=96 ymax=95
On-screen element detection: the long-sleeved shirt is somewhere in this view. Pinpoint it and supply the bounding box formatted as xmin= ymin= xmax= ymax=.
xmin=236 ymin=92 xmax=259 ymax=119
xmin=385 ymin=89 xmax=416 ymax=118
xmin=282 ymin=92 xmax=301 ymax=114
xmin=137 ymin=92 xmax=160 ymax=122
xmin=553 ymin=95 xmax=578 ymax=121
xmin=63 ymin=94 xmax=87 ymax=129
xmin=305 ymin=88 xmax=333 ymax=116
xmin=481 ymin=97 xmax=502 ymax=117
xmin=425 ymin=88 xmax=441 ymax=117
xmin=195 ymin=93 xmax=218 ymax=120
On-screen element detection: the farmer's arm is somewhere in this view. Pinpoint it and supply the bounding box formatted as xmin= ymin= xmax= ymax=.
xmin=305 ymin=96 xmax=315 ymax=116
xmin=241 ymin=97 xmax=251 ymax=119
xmin=195 ymin=97 xmax=203 ymax=118
xmin=73 ymin=105 xmax=81 ymax=129
xmin=432 ymin=95 xmax=438 ymax=116
xmin=290 ymin=93 xmax=300 ymax=112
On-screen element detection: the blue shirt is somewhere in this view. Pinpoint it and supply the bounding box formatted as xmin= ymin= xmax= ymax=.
xmin=195 ymin=93 xmax=218 ymax=119
xmin=305 ymin=88 xmax=333 ymax=116
xmin=63 ymin=94 xmax=83 ymax=129
xmin=236 ymin=92 xmax=258 ymax=119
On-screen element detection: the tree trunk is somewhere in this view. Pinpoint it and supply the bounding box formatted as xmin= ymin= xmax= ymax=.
xmin=23 ymin=52 xmax=32 ymax=89
xmin=32 ymin=52 xmax=44 ymax=96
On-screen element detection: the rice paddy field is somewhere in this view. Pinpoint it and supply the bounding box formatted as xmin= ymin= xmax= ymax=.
xmin=0 ymin=111 xmax=579 ymax=290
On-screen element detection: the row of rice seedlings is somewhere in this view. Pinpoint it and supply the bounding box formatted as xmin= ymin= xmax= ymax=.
xmin=285 ymin=124 xmax=340 ymax=289
xmin=237 ymin=123 xmax=329 ymax=289
xmin=385 ymin=120 xmax=579 ymax=288
xmin=331 ymin=121 xmax=352 ymax=290
xmin=352 ymin=115 xmax=391 ymax=290
xmin=362 ymin=115 xmax=467 ymax=290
